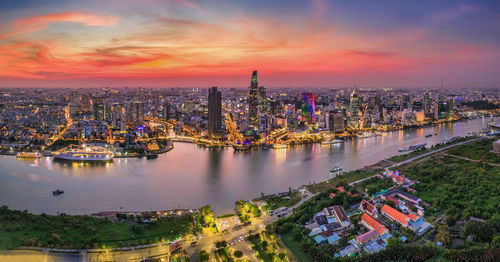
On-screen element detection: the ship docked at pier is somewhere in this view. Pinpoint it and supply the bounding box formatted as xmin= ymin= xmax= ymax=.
xmin=52 ymin=144 xmax=114 ymax=162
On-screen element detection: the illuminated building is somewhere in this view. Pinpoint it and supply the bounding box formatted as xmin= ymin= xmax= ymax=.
xmin=329 ymin=113 xmax=345 ymax=133
xmin=349 ymin=86 xmax=362 ymax=126
xmin=208 ymin=86 xmax=222 ymax=136
xmin=248 ymin=71 xmax=259 ymax=128
xmin=301 ymin=92 xmax=315 ymax=124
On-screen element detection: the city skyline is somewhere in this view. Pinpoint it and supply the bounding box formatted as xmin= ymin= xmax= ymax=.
xmin=1 ymin=0 xmax=500 ymax=88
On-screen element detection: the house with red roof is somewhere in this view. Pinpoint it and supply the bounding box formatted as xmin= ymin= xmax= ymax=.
xmin=336 ymin=186 xmax=346 ymax=193
xmin=360 ymin=200 xmax=378 ymax=217
xmin=360 ymin=213 xmax=389 ymax=235
xmin=381 ymin=204 xmax=410 ymax=227
xmin=385 ymin=196 xmax=400 ymax=206
xmin=356 ymin=230 xmax=379 ymax=245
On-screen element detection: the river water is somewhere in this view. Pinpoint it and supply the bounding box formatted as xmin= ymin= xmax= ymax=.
xmin=0 ymin=117 xmax=496 ymax=215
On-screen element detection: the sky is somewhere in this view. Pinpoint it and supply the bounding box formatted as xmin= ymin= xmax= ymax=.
xmin=0 ymin=0 xmax=499 ymax=88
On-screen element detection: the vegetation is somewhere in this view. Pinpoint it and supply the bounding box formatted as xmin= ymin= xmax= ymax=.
xmin=0 ymin=206 xmax=194 ymax=250
xmin=399 ymin=155 xmax=500 ymax=220
xmin=306 ymin=169 xmax=380 ymax=194
xmin=199 ymin=250 xmax=210 ymax=262
xmin=279 ymin=232 xmax=312 ymax=262
xmin=355 ymin=176 xmax=394 ymax=195
xmin=200 ymin=205 xmax=217 ymax=232
xmin=447 ymin=138 xmax=500 ymax=164
xmin=264 ymin=194 xmax=301 ymax=211
xmin=235 ymin=200 xmax=260 ymax=223
xmin=387 ymin=136 xmax=473 ymax=163
xmin=247 ymin=233 xmax=286 ymax=262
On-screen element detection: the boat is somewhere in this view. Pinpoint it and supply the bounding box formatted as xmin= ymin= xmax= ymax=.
xmin=233 ymin=144 xmax=251 ymax=152
xmin=53 ymin=144 xmax=114 ymax=162
xmin=409 ymin=143 xmax=427 ymax=151
xmin=322 ymin=139 xmax=344 ymax=145
xmin=146 ymin=154 xmax=158 ymax=159
xmin=16 ymin=152 xmax=43 ymax=159
xmin=425 ymin=134 xmax=432 ymax=138
xmin=488 ymin=121 xmax=500 ymax=131
xmin=272 ymin=144 xmax=288 ymax=149
xmin=398 ymin=148 xmax=409 ymax=152
xmin=52 ymin=189 xmax=64 ymax=196
xmin=329 ymin=166 xmax=343 ymax=177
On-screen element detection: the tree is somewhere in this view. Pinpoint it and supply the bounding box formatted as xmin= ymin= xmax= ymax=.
xmin=436 ymin=225 xmax=450 ymax=246
xmin=234 ymin=250 xmax=243 ymax=258
xmin=387 ymin=237 xmax=403 ymax=248
xmin=199 ymin=250 xmax=210 ymax=261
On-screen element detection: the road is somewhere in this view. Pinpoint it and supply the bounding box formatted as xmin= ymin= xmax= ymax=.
xmin=392 ymin=137 xmax=482 ymax=167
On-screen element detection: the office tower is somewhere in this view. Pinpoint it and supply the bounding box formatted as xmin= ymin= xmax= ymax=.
xmin=248 ymin=71 xmax=259 ymax=128
xmin=423 ymin=94 xmax=433 ymax=114
xmin=208 ymin=86 xmax=222 ymax=136
xmin=163 ymin=103 xmax=172 ymax=120
xmin=329 ymin=113 xmax=345 ymax=133
xmin=301 ymin=92 xmax=316 ymax=124
xmin=127 ymin=101 xmax=145 ymax=125
xmin=93 ymin=97 xmax=106 ymax=121
xmin=349 ymin=87 xmax=362 ymax=126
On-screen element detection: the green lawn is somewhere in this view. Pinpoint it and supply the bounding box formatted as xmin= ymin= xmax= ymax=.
xmin=279 ymin=233 xmax=312 ymax=262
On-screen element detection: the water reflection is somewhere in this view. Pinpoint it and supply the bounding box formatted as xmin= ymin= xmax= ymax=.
xmin=0 ymin=117 xmax=497 ymax=214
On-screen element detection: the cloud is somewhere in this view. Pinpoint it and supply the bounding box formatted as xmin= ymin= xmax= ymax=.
xmin=1 ymin=12 xmax=119 ymax=39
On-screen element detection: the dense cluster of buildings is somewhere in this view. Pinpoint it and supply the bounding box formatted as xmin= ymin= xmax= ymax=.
xmin=0 ymin=74 xmax=499 ymax=152
xmin=301 ymin=169 xmax=433 ymax=258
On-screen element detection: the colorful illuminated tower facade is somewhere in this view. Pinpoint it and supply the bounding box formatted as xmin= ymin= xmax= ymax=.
xmin=301 ymin=92 xmax=315 ymax=124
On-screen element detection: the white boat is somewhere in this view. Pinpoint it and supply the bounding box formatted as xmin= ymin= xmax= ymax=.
xmin=16 ymin=152 xmax=43 ymax=159
xmin=272 ymin=144 xmax=288 ymax=149
xmin=322 ymin=139 xmax=344 ymax=145
xmin=53 ymin=145 xmax=113 ymax=162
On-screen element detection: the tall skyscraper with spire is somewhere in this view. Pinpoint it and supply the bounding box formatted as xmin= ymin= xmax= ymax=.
xmin=248 ymin=70 xmax=259 ymax=128
xmin=349 ymin=85 xmax=362 ymax=126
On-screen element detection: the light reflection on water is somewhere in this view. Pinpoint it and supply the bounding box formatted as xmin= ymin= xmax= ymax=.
xmin=0 ymin=117 xmax=495 ymax=214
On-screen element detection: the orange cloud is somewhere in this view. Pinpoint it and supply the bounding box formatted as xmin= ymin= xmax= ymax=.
xmin=1 ymin=12 xmax=118 ymax=39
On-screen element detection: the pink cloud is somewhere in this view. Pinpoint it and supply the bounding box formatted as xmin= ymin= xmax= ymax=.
xmin=1 ymin=12 xmax=119 ymax=39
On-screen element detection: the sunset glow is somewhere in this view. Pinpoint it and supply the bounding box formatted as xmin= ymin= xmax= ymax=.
xmin=0 ymin=0 xmax=499 ymax=87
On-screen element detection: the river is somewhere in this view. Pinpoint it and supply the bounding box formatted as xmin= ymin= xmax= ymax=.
xmin=0 ymin=117 xmax=496 ymax=215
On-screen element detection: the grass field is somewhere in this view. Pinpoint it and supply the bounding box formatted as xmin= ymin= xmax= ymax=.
xmin=279 ymin=233 xmax=312 ymax=262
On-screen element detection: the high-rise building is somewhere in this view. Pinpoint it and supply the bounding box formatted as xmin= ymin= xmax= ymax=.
xmin=93 ymin=97 xmax=107 ymax=121
xmin=208 ymin=86 xmax=222 ymax=136
xmin=329 ymin=113 xmax=345 ymax=133
xmin=349 ymin=87 xmax=362 ymax=126
xmin=301 ymin=92 xmax=315 ymax=124
xmin=248 ymin=71 xmax=259 ymax=128
xmin=127 ymin=101 xmax=145 ymax=125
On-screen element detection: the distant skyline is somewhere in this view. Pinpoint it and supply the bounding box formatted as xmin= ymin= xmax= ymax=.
xmin=1 ymin=0 xmax=500 ymax=88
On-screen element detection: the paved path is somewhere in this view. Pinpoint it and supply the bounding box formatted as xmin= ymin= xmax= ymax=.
xmin=391 ymin=137 xmax=482 ymax=167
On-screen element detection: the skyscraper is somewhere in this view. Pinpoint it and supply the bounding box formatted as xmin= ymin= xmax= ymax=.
xmin=349 ymin=86 xmax=362 ymax=126
xmin=301 ymin=92 xmax=315 ymax=124
xmin=248 ymin=71 xmax=259 ymax=128
xmin=208 ymin=86 xmax=222 ymax=136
